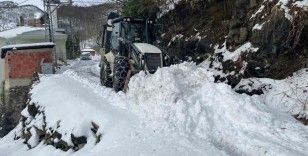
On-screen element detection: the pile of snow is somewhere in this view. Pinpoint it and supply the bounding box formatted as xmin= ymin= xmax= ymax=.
xmin=0 ymin=26 xmax=44 ymax=39
xmin=236 ymin=68 xmax=308 ymax=117
xmin=1 ymin=60 xmax=308 ymax=155
xmin=125 ymin=63 xmax=308 ymax=155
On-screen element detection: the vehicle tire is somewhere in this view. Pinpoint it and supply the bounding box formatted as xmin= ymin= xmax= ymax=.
xmin=113 ymin=57 xmax=129 ymax=92
xmin=100 ymin=59 xmax=113 ymax=88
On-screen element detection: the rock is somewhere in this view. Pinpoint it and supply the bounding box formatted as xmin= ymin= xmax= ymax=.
xmin=52 ymin=131 xmax=62 ymax=139
xmin=54 ymin=140 xmax=70 ymax=151
xmin=96 ymin=133 xmax=102 ymax=144
xmin=238 ymin=27 xmax=249 ymax=44
xmin=244 ymin=61 xmax=265 ymax=78
xmin=250 ymin=0 xmax=258 ymax=8
xmin=34 ymin=126 xmax=45 ymax=141
xmin=230 ymin=19 xmax=243 ymax=29
xmin=196 ymin=38 xmax=213 ymax=54
xmin=222 ymin=60 xmax=236 ymax=73
xmin=27 ymin=104 xmax=39 ymax=117
xmin=226 ymin=75 xmax=241 ymax=88
xmin=91 ymin=122 xmax=99 ymax=134
xmin=251 ymin=15 xmax=292 ymax=55
xmin=229 ymin=28 xmax=240 ymax=37
xmin=236 ymin=88 xmax=264 ymax=96
xmin=71 ymin=134 xmax=87 ymax=151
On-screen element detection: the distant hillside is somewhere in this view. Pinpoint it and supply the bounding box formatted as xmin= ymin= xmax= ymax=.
xmin=0 ymin=1 xmax=44 ymax=31
xmin=58 ymin=2 xmax=120 ymax=48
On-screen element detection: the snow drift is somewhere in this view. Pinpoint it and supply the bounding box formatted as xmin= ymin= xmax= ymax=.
xmin=0 ymin=61 xmax=308 ymax=156
xmin=125 ymin=63 xmax=308 ymax=156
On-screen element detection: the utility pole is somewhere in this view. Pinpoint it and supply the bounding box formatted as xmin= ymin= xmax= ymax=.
xmin=69 ymin=0 xmax=75 ymax=58
xmin=47 ymin=0 xmax=54 ymax=42
xmin=44 ymin=0 xmax=70 ymax=60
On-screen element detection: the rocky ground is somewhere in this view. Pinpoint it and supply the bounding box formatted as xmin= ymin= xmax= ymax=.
xmin=160 ymin=0 xmax=308 ymax=86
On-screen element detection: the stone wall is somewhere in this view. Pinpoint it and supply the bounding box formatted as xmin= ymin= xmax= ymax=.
xmin=0 ymin=58 xmax=4 ymax=95
xmin=0 ymin=86 xmax=30 ymax=137
xmin=160 ymin=0 xmax=308 ymax=81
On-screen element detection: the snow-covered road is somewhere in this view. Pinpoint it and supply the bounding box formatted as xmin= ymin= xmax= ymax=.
xmin=0 ymin=59 xmax=225 ymax=156
xmin=0 ymin=58 xmax=308 ymax=156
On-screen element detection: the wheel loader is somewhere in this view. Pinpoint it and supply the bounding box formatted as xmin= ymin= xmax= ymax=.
xmin=99 ymin=13 xmax=163 ymax=92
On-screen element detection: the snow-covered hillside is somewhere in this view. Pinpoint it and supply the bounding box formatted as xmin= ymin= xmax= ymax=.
xmin=0 ymin=57 xmax=308 ymax=156
xmin=0 ymin=1 xmax=43 ymax=31
xmin=6 ymin=0 xmax=107 ymax=9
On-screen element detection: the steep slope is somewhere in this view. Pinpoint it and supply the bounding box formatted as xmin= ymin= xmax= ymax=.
xmin=159 ymin=0 xmax=308 ymax=81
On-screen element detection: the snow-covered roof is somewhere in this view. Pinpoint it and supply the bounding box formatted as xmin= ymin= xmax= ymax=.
xmin=81 ymin=48 xmax=95 ymax=52
xmin=6 ymin=0 xmax=108 ymax=10
xmin=133 ymin=43 xmax=162 ymax=54
xmin=1 ymin=42 xmax=54 ymax=58
xmin=0 ymin=26 xmax=45 ymax=39
xmin=73 ymin=0 xmax=106 ymax=6
xmin=7 ymin=0 xmax=45 ymax=11
xmin=81 ymin=52 xmax=91 ymax=55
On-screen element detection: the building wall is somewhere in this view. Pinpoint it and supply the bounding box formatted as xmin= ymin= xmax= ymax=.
xmin=17 ymin=36 xmax=67 ymax=62
xmin=4 ymin=49 xmax=52 ymax=80
xmin=0 ymin=59 xmax=4 ymax=94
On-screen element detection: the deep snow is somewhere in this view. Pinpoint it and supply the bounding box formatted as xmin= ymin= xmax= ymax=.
xmin=0 ymin=57 xmax=308 ymax=155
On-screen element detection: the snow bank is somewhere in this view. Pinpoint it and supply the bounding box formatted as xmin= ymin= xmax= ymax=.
xmin=236 ymin=68 xmax=308 ymax=117
xmin=1 ymin=61 xmax=308 ymax=155
xmin=125 ymin=62 xmax=308 ymax=155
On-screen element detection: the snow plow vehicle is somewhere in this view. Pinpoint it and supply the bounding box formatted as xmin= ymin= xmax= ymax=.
xmin=99 ymin=13 xmax=163 ymax=92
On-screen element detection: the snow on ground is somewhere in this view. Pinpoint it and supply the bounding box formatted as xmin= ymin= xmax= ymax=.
xmin=252 ymin=22 xmax=266 ymax=30
xmin=251 ymin=0 xmax=308 ymax=21
xmin=236 ymin=68 xmax=308 ymax=117
xmin=0 ymin=26 xmax=44 ymax=38
xmin=214 ymin=42 xmax=259 ymax=62
xmin=0 ymin=58 xmax=308 ymax=156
